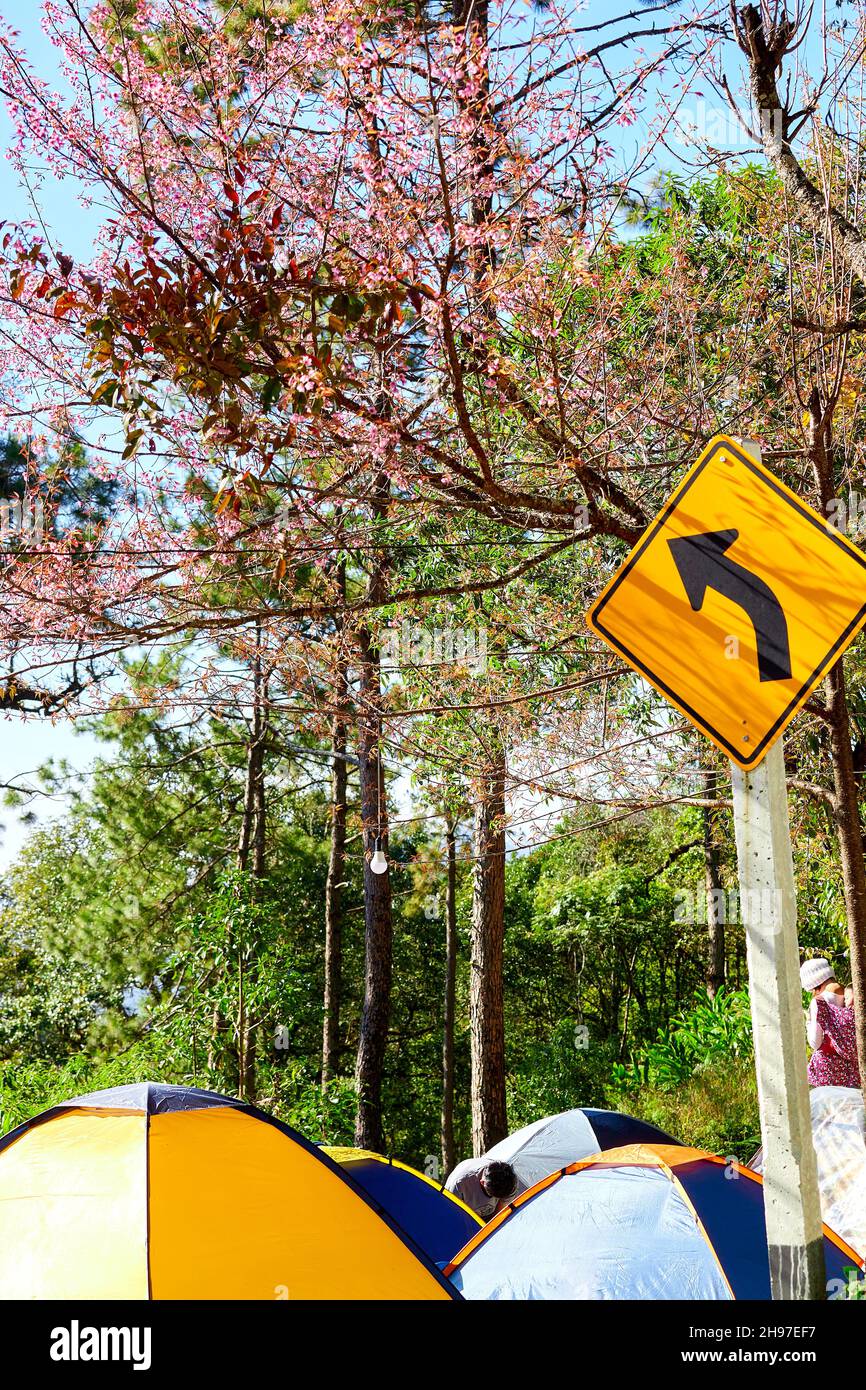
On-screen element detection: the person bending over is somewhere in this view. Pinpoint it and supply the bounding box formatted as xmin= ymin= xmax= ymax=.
xmin=445 ymin=1157 xmax=524 ymax=1221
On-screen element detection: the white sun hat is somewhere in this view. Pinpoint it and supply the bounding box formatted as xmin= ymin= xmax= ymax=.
xmin=800 ymin=957 xmax=834 ymax=992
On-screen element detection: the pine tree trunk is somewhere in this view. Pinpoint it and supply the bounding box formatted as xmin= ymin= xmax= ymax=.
xmin=242 ymin=710 xmax=265 ymax=1103
xmin=207 ymin=1002 xmax=232 ymax=1085
xmin=452 ymin=0 xmax=506 ymax=1156
xmin=323 ymin=554 xmax=348 ymax=1098
xmin=353 ymin=474 xmax=392 ymax=1151
xmin=452 ymin=0 xmax=493 ymax=274
xmin=824 ymin=661 xmax=866 ymax=1108
xmin=209 ymin=666 xmax=265 ymax=1093
xmin=322 ymin=705 xmax=347 ymax=1093
xmin=703 ymin=766 xmax=725 ymax=998
xmin=235 ymin=640 xmax=266 ymax=1104
xmin=470 ymin=752 xmax=507 ymax=1154
xmin=809 ymin=394 xmax=866 ymax=1108
xmin=441 ymin=817 xmax=458 ymax=1176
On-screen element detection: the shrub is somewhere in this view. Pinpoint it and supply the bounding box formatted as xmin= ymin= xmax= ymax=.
xmin=610 ymin=1057 xmax=760 ymax=1162
xmin=612 ymin=986 xmax=753 ymax=1091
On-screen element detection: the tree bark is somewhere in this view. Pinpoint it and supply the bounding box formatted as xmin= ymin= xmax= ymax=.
xmin=823 ymin=662 xmax=866 ymax=1105
xmin=734 ymin=6 xmax=866 ymax=288
xmin=452 ymin=0 xmax=493 ymax=277
xmin=208 ymin=649 xmax=267 ymax=1094
xmin=470 ymin=751 xmax=507 ymax=1153
xmin=322 ymin=581 xmax=347 ymax=1096
xmin=808 ymin=395 xmax=866 ymax=1109
xmin=235 ymin=638 xmax=267 ymax=1103
xmin=703 ymin=766 xmax=726 ymax=998
xmin=451 ymin=0 xmax=508 ymax=1155
xmin=236 ymin=647 xmax=265 ymax=873
xmin=206 ymin=1001 xmax=231 ymax=1085
xmin=353 ymin=474 xmax=392 ymax=1151
xmin=242 ymin=708 xmax=265 ymax=1101
xmin=441 ymin=817 xmax=458 ymax=1176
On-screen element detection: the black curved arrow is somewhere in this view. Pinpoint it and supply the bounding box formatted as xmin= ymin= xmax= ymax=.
xmin=667 ymin=529 xmax=792 ymax=682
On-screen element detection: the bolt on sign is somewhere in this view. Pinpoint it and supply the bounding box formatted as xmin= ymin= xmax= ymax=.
xmin=587 ymin=435 xmax=866 ymax=769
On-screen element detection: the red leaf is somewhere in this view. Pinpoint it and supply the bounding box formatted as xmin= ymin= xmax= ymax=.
xmin=54 ymin=291 xmax=78 ymax=318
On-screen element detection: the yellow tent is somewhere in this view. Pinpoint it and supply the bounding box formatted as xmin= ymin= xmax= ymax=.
xmin=0 ymin=1083 xmax=459 ymax=1300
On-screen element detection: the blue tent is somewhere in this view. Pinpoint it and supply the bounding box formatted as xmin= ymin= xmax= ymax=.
xmin=325 ymin=1147 xmax=482 ymax=1266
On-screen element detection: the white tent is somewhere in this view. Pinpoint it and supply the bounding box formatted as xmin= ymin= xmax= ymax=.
xmin=447 ymin=1145 xmax=861 ymax=1300
xmin=751 ymin=1086 xmax=866 ymax=1256
xmin=483 ymin=1108 xmax=677 ymax=1189
xmin=449 ymin=1163 xmax=731 ymax=1300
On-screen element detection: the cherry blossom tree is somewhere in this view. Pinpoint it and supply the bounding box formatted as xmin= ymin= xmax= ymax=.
xmin=0 ymin=0 xmax=719 ymax=1145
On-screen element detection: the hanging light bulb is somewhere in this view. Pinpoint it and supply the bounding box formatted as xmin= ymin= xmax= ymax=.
xmin=370 ymin=835 xmax=389 ymax=875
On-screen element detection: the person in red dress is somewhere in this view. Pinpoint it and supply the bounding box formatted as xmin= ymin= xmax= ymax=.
xmin=800 ymin=957 xmax=861 ymax=1089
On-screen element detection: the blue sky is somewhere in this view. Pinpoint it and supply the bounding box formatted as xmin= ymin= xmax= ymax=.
xmin=0 ymin=1 xmax=108 ymax=867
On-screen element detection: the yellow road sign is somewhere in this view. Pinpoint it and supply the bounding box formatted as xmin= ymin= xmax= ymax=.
xmin=587 ymin=435 xmax=866 ymax=768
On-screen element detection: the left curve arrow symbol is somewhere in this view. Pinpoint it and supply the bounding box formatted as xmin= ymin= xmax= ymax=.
xmin=667 ymin=528 xmax=792 ymax=683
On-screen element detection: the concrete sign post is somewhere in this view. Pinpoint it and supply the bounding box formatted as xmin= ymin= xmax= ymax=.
xmin=731 ymin=737 xmax=825 ymax=1299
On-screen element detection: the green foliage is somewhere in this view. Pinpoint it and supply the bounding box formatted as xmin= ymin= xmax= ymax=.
xmin=0 ymin=921 xmax=107 ymax=1062
xmin=0 ymin=1040 xmax=170 ymax=1134
xmin=606 ymin=982 xmax=762 ymax=1156
xmin=611 ymin=1058 xmax=760 ymax=1163
xmin=507 ymin=1022 xmax=619 ymax=1130
xmin=613 ymin=986 xmax=753 ymax=1091
xmin=152 ymin=860 xmax=327 ymax=1102
xmin=0 ymin=603 xmax=760 ymax=1165
xmin=0 ymin=684 xmax=763 ymax=1168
